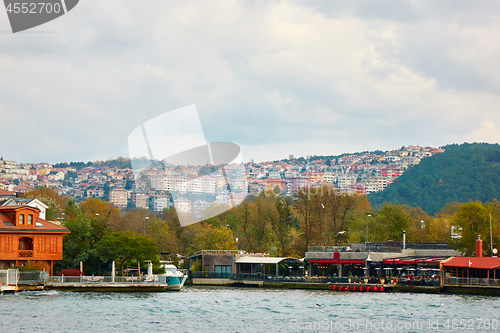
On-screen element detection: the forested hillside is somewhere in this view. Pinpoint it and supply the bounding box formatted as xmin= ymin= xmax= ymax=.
xmin=368 ymin=143 xmax=500 ymax=215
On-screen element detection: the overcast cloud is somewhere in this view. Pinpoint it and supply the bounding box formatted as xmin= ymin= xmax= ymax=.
xmin=1 ymin=0 xmax=499 ymax=163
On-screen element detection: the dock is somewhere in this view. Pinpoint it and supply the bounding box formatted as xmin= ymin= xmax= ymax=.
xmin=44 ymin=275 xmax=172 ymax=292
xmin=45 ymin=282 xmax=170 ymax=292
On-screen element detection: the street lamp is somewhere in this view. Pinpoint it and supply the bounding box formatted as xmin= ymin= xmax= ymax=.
xmin=334 ymin=231 xmax=347 ymax=246
xmin=366 ymin=214 xmax=371 ymax=249
xmin=143 ymin=216 xmax=149 ymax=235
xmin=420 ymin=220 xmax=424 ymax=230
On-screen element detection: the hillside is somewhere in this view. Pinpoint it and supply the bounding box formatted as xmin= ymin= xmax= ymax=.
xmin=367 ymin=143 xmax=500 ymax=215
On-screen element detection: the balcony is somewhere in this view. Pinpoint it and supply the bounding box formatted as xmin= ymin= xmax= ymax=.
xmin=18 ymin=250 xmax=33 ymax=258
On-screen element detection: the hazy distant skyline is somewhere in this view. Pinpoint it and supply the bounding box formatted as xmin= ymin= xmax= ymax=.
xmin=1 ymin=1 xmax=500 ymax=164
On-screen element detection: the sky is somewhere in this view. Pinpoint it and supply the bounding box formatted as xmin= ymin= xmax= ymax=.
xmin=1 ymin=0 xmax=500 ymax=164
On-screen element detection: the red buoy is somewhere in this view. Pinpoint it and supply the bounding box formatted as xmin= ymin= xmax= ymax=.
xmin=366 ymin=287 xmax=370 ymax=292
xmin=380 ymin=286 xmax=384 ymax=292
xmin=373 ymin=286 xmax=379 ymax=291
xmin=352 ymin=286 xmax=356 ymax=291
xmin=345 ymin=286 xmax=349 ymax=291
xmin=359 ymin=286 xmax=363 ymax=292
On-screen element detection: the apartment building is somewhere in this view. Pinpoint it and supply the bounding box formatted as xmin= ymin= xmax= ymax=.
xmin=109 ymin=188 xmax=129 ymax=208
xmin=130 ymin=192 xmax=149 ymax=209
xmin=174 ymin=198 xmax=191 ymax=213
xmin=337 ymin=173 xmax=357 ymax=188
xmin=149 ymin=195 xmax=172 ymax=212
xmin=287 ymin=177 xmax=311 ymax=194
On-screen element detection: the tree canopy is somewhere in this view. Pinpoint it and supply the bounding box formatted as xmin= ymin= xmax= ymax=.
xmin=368 ymin=143 xmax=500 ymax=215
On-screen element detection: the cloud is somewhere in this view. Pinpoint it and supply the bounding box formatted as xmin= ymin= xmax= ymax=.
xmin=467 ymin=121 xmax=500 ymax=144
xmin=0 ymin=0 xmax=500 ymax=163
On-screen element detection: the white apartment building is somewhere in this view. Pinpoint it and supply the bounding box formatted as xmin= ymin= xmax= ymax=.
xmin=337 ymin=173 xmax=357 ymax=188
xmin=322 ymin=172 xmax=337 ymax=184
xmin=174 ymin=198 xmax=191 ymax=213
xmin=365 ymin=176 xmax=392 ymax=193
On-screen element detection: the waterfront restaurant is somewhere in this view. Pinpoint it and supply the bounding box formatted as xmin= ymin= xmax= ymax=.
xmin=305 ymin=243 xmax=460 ymax=279
xmin=235 ymin=256 xmax=303 ymax=277
xmin=188 ymin=250 xmax=303 ymax=278
xmin=442 ymin=236 xmax=500 ymax=287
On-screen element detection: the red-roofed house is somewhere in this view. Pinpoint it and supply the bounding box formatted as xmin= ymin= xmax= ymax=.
xmin=0 ymin=205 xmax=70 ymax=274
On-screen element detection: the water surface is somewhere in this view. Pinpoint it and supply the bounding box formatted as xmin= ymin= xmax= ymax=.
xmin=1 ymin=287 xmax=500 ymax=332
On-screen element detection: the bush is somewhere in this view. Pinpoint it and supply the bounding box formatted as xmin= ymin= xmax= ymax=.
xmin=58 ymin=268 xmax=84 ymax=276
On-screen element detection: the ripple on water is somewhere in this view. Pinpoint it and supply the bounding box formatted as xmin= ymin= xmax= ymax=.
xmin=1 ymin=288 xmax=500 ymax=332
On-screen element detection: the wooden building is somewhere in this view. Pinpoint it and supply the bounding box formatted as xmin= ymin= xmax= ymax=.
xmin=0 ymin=205 xmax=70 ymax=275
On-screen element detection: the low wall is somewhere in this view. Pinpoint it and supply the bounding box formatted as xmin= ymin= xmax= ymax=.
xmin=192 ymin=278 xmax=233 ymax=286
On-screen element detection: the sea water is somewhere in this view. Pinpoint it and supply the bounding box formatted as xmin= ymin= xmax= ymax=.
xmin=1 ymin=287 xmax=500 ymax=332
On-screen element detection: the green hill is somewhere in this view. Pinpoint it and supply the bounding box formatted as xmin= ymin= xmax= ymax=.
xmin=367 ymin=142 xmax=500 ymax=215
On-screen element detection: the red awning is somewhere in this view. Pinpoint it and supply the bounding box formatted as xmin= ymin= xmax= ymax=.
xmin=308 ymin=259 xmax=365 ymax=264
xmin=441 ymin=257 xmax=500 ymax=270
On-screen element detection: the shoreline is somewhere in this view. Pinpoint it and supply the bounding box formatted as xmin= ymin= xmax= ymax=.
xmin=5 ymin=280 xmax=500 ymax=296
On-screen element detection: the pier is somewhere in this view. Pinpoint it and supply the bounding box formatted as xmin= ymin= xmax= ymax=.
xmin=44 ymin=275 xmax=171 ymax=292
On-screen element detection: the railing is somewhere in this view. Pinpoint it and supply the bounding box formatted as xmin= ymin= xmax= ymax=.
xmin=308 ymin=246 xmax=350 ymax=253
xmin=308 ymin=243 xmax=453 ymax=253
xmin=18 ymin=250 xmax=33 ymax=258
xmin=396 ymin=278 xmax=441 ymax=287
xmin=47 ymin=275 xmax=169 ymax=285
xmin=190 ymin=272 xmax=350 ymax=284
xmin=0 ymin=269 xmax=19 ymax=286
xmin=444 ymin=277 xmax=500 ymax=287
xmin=201 ymin=250 xmax=243 ymax=254
xmin=18 ymin=271 xmax=46 ymax=285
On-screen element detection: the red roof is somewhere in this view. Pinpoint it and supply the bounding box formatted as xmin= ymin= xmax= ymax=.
xmin=0 ymin=190 xmax=16 ymax=196
xmin=0 ymin=206 xmax=69 ymax=233
xmin=442 ymin=257 xmax=500 ymax=270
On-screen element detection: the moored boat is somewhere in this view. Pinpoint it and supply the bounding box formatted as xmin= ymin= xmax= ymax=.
xmin=160 ymin=262 xmax=188 ymax=291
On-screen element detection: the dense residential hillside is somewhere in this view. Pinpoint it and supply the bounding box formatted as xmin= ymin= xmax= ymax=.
xmin=368 ymin=143 xmax=500 ymax=215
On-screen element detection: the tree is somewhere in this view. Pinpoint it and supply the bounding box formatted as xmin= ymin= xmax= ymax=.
xmin=371 ymin=203 xmax=411 ymax=242
xmin=95 ymin=232 xmax=161 ymax=275
xmin=125 ymin=178 xmax=134 ymax=190
xmin=190 ymin=224 xmax=237 ymax=253
xmin=25 ymin=186 xmax=68 ymax=220
xmin=294 ymin=185 xmax=370 ymax=254
xmin=147 ymin=217 xmax=179 ymax=255
xmin=451 ymin=202 xmax=490 ymax=256
xmin=80 ymin=198 xmax=120 ymax=231
xmin=272 ymin=196 xmax=294 ymax=256
xmin=57 ymin=214 xmax=95 ymax=271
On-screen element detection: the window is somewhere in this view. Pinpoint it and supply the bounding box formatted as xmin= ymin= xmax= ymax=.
xmin=50 ymin=237 xmax=58 ymax=253
xmin=38 ymin=237 xmax=46 ymax=253
xmin=19 ymin=214 xmax=24 ymax=225
xmin=214 ymin=265 xmax=232 ymax=278
xmin=28 ymin=215 xmax=33 ymax=225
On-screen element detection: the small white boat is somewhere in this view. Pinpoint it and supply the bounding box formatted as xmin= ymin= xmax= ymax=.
xmin=160 ymin=262 xmax=188 ymax=291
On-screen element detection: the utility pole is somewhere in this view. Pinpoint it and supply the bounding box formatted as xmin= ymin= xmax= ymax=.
xmin=490 ymin=213 xmax=493 ymax=254
xmin=366 ymin=214 xmax=371 ymax=250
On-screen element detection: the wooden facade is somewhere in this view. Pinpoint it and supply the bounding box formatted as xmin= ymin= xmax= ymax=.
xmin=0 ymin=205 xmax=70 ymax=275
